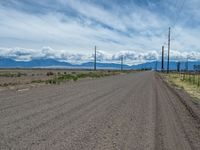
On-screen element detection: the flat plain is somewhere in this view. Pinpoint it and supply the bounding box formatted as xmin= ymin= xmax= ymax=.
xmin=0 ymin=71 xmax=200 ymax=150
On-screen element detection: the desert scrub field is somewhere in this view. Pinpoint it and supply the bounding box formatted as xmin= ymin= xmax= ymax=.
xmin=0 ymin=72 xmax=27 ymax=77
xmin=0 ymin=69 xmax=132 ymax=89
xmin=162 ymin=72 xmax=200 ymax=103
xmin=45 ymin=71 xmax=123 ymax=84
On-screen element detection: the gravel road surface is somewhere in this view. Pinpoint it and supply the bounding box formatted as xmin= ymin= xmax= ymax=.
xmin=0 ymin=71 xmax=199 ymax=150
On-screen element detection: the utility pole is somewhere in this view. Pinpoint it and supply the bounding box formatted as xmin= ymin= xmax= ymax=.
xmin=177 ymin=61 xmax=180 ymax=72
xmin=121 ymin=55 xmax=123 ymax=71
xmin=155 ymin=60 xmax=157 ymax=71
xmin=186 ymin=56 xmax=189 ymax=72
xmin=94 ymin=46 xmax=97 ymax=71
xmin=167 ymin=27 xmax=171 ymax=73
xmin=161 ymin=46 xmax=164 ymax=72
xmin=184 ymin=57 xmax=189 ymax=80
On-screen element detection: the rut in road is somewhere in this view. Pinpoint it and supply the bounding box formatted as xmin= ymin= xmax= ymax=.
xmin=0 ymin=71 xmax=200 ymax=150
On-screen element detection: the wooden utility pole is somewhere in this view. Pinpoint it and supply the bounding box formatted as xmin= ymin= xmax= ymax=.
xmin=186 ymin=57 xmax=189 ymax=72
xmin=94 ymin=46 xmax=97 ymax=71
xmin=167 ymin=27 xmax=171 ymax=73
xmin=161 ymin=46 xmax=164 ymax=71
xmin=121 ymin=55 xmax=123 ymax=71
xmin=177 ymin=61 xmax=181 ymax=72
xmin=155 ymin=60 xmax=158 ymax=71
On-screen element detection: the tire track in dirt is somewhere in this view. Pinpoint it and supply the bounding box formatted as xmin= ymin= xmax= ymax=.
xmin=0 ymin=71 xmax=200 ymax=150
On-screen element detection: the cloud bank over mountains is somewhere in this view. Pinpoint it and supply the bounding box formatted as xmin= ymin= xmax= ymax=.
xmin=0 ymin=47 xmax=200 ymax=65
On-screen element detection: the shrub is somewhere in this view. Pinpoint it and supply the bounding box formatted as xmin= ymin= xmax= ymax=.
xmin=31 ymin=80 xmax=43 ymax=83
xmin=45 ymin=71 xmax=119 ymax=85
xmin=46 ymin=72 xmax=54 ymax=76
xmin=73 ymin=76 xmax=78 ymax=81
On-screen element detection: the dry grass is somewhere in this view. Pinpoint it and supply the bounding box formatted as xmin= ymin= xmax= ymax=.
xmin=162 ymin=73 xmax=200 ymax=102
xmin=0 ymin=69 xmax=134 ymax=90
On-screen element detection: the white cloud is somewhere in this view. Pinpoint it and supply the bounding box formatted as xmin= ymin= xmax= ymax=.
xmin=1 ymin=47 xmax=200 ymax=65
xmin=0 ymin=1 xmax=172 ymax=50
xmin=0 ymin=0 xmax=200 ymax=62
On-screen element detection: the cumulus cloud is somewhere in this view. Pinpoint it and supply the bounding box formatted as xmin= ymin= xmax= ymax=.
xmin=0 ymin=47 xmax=200 ymax=65
xmin=0 ymin=0 xmax=200 ymax=62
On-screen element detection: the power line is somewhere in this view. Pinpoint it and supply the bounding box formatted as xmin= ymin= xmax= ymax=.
xmin=165 ymin=0 xmax=186 ymax=44
xmin=172 ymin=0 xmax=186 ymax=28
xmin=157 ymin=0 xmax=179 ymax=45
xmin=164 ymin=0 xmax=186 ymax=72
xmin=170 ymin=0 xmax=186 ymax=41
xmin=171 ymin=16 xmax=195 ymax=45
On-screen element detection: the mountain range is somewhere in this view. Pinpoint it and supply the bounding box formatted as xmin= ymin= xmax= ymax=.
xmin=0 ymin=58 xmax=199 ymax=71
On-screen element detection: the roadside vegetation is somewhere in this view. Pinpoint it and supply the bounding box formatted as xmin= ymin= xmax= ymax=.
xmin=0 ymin=72 xmax=27 ymax=77
xmin=45 ymin=71 xmax=122 ymax=84
xmin=0 ymin=70 xmax=133 ymax=88
xmin=163 ymin=73 xmax=200 ymax=102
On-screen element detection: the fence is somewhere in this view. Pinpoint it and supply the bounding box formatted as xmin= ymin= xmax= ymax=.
xmin=180 ymin=72 xmax=200 ymax=87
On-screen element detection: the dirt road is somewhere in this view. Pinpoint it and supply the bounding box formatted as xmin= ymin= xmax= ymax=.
xmin=0 ymin=71 xmax=199 ymax=150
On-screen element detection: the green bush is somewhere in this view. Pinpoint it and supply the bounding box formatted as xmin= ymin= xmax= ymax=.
xmin=46 ymin=72 xmax=54 ymax=76
xmin=0 ymin=72 xmax=27 ymax=77
xmin=31 ymin=80 xmax=43 ymax=83
xmin=45 ymin=71 xmax=120 ymax=85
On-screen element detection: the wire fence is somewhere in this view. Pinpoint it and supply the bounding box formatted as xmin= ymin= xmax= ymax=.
xmin=165 ymin=62 xmax=200 ymax=88
xmin=180 ymin=72 xmax=200 ymax=87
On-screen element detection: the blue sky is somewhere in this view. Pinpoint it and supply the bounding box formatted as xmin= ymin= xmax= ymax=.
xmin=0 ymin=0 xmax=200 ymax=64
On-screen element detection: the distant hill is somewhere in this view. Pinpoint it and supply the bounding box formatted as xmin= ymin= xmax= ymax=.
xmin=80 ymin=62 xmax=130 ymax=69
xmin=0 ymin=58 xmax=127 ymax=69
xmin=0 ymin=58 xmax=72 ymax=68
xmin=131 ymin=61 xmax=200 ymax=71
xmin=0 ymin=58 xmax=199 ymax=71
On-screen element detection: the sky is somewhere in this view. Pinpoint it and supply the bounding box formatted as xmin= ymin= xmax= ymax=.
xmin=0 ymin=0 xmax=200 ymax=64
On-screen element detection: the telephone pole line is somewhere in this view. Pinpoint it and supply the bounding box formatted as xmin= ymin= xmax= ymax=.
xmin=167 ymin=27 xmax=171 ymax=73
xmin=161 ymin=46 xmax=164 ymax=71
xmin=94 ymin=46 xmax=97 ymax=71
xmin=121 ymin=55 xmax=123 ymax=71
xmin=155 ymin=60 xmax=158 ymax=71
xmin=186 ymin=56 xmax=189 ymax=72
